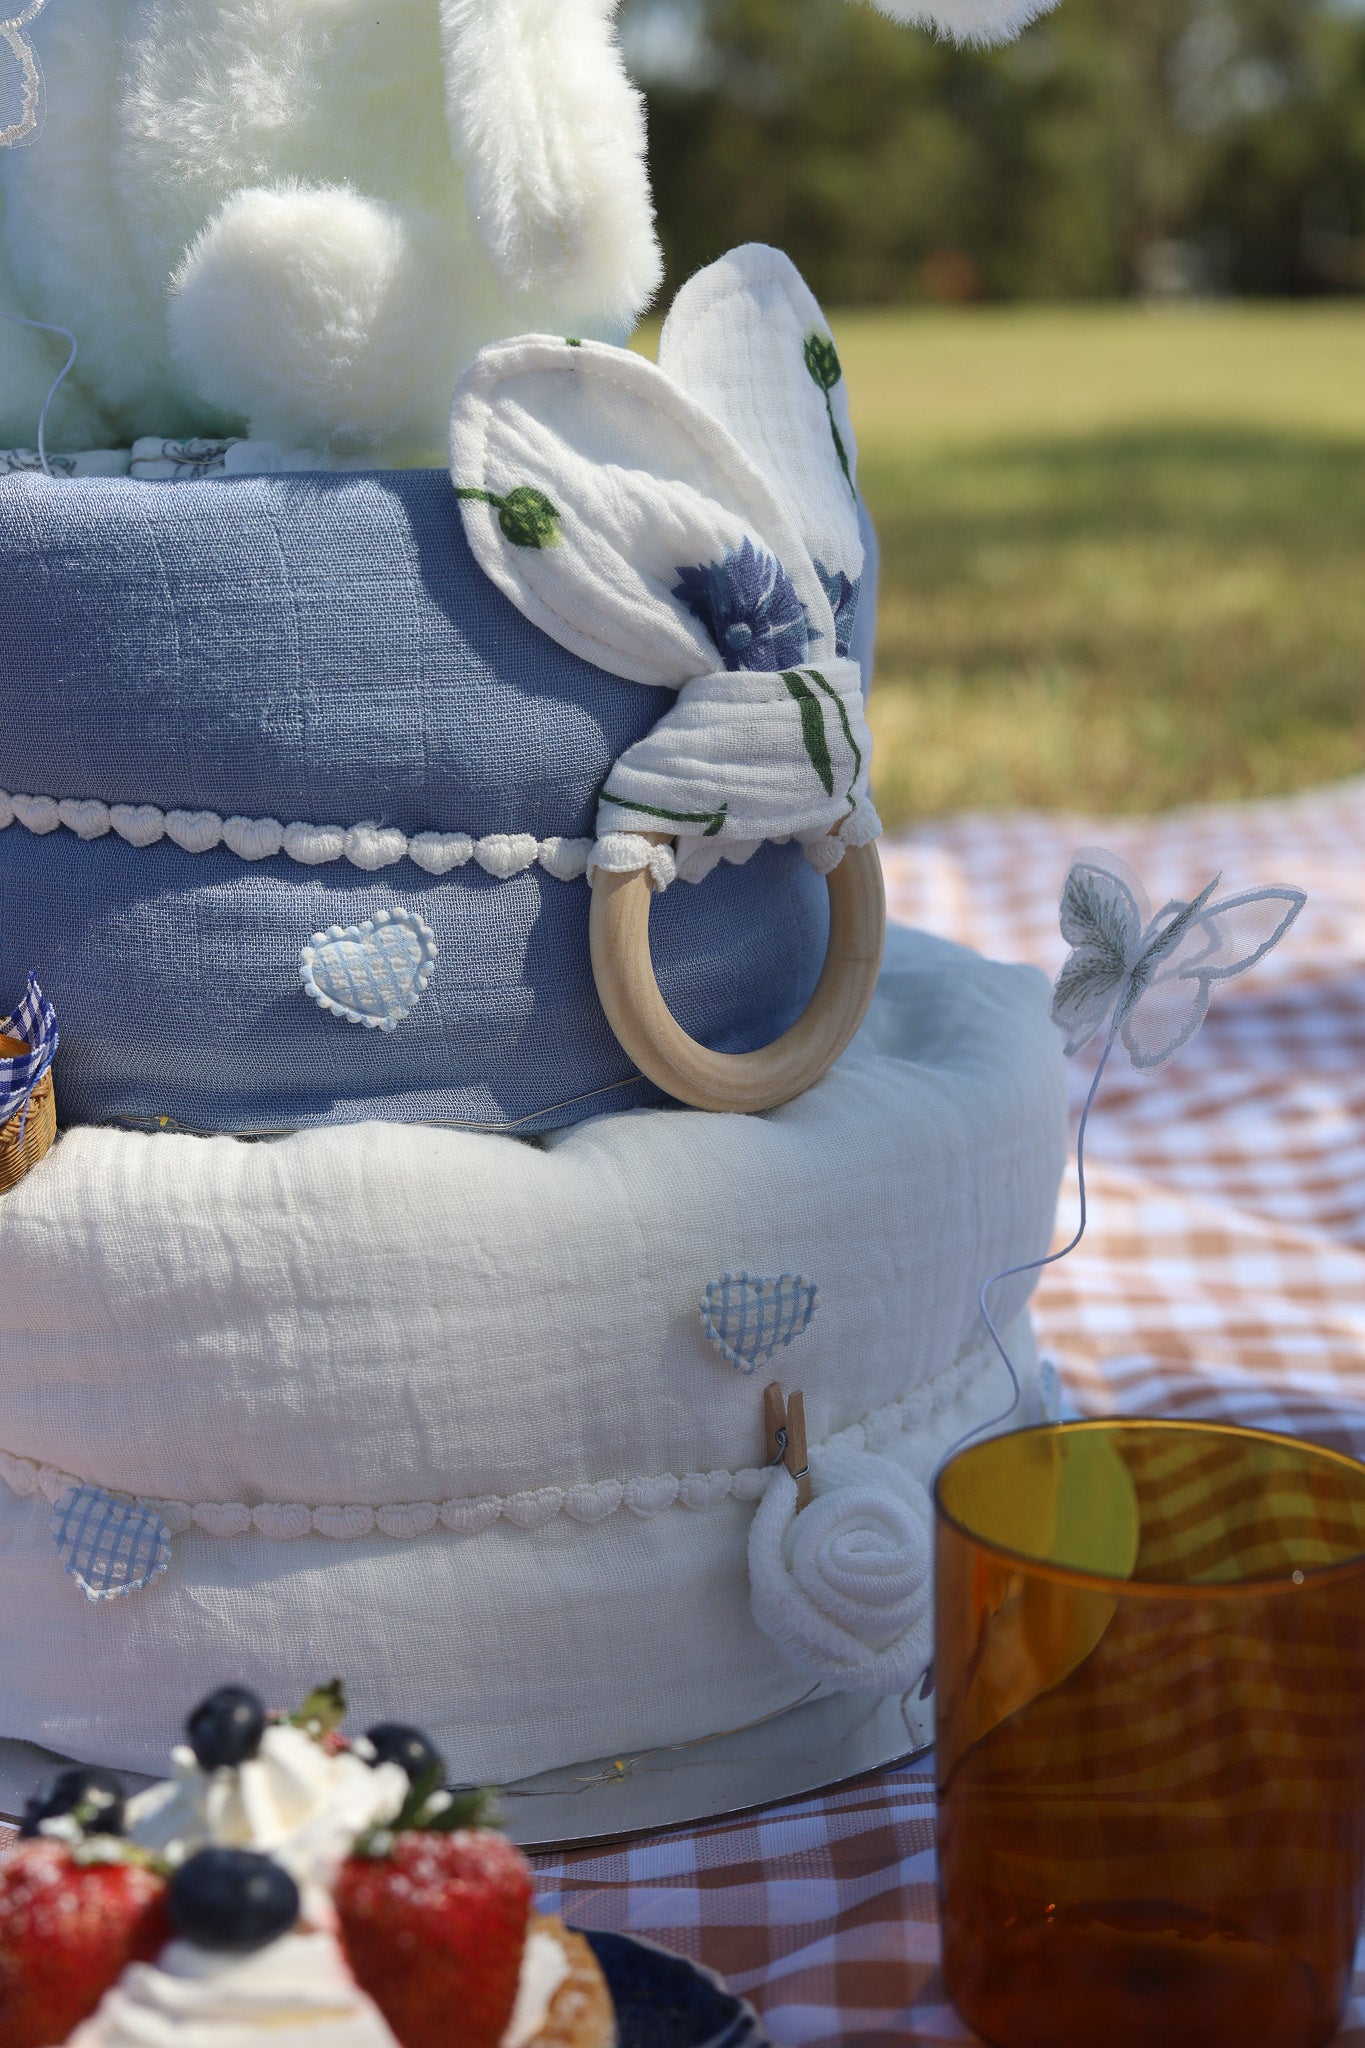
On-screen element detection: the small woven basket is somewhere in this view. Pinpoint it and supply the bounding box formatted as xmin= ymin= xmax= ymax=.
xmin=0 ymin=1032 xmax=56 ymax=1195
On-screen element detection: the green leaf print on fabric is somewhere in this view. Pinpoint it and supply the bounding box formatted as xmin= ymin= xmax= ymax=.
xmin=455 ymin=485 xmax=562 ymax=549
xmin=781 ymin=671 xmax=835 ymax=798
xmin=807 ymin=667 xmax=863 ymax=805
xmin=802 ymin=332 xmax=855 ymax=502
xmin=598 ymin=792 xmax=730 ymax=837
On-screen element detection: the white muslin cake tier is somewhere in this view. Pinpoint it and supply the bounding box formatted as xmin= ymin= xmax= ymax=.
xmin=0 ymin=926 xmax=1065 ymax=1783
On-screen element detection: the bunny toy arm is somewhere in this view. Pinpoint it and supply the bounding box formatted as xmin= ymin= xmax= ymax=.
xmin=439 ymin=0 xmax=661 ymax=329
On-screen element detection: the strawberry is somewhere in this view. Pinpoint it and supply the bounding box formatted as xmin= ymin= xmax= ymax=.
xmin=0 ymin=1840 xmax=170 ymax=2048
xmin=336 ymin=1791 xmax=532 ymax=2048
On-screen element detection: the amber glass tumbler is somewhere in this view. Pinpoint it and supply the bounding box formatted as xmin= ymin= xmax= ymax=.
xmin=935 ymin=1419 xmax=1365 ymax=2048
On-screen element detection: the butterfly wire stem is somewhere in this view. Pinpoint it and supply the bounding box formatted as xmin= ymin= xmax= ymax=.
xmin=0 ymin=307 xmax=78 ymax=476
xmin=939 ymin=1034 xmax=1114 ymax=1471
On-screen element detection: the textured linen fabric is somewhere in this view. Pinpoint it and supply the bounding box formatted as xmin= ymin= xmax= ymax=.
xmin=0 ymin=467 xmax=830 ymax=1132
xmin=0 ymin=925 xmax=1065 ymax=1780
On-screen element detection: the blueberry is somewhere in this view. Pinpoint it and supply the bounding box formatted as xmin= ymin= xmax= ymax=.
xmin=20 ymin=1765 xmax=126 ymax=1840
xmin=186 ymin=1686 xmax=266 ymax=1771
xmin=363 ymin=1722 xmax=443 ymax=1783
xmin=169 ymin=1848 xmax=300 ymax=1954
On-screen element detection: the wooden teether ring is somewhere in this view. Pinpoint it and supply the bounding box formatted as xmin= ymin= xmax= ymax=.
xmin=590 ymin=837 xmax=886 ymax=1113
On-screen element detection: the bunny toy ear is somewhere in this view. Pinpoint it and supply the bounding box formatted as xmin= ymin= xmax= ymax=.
xmin=438 ymin=0 xmax=662 ymax=337
xmin=861 ymin=0 xmax=1061 ymax=43
xmin=660 ymin=245 xmax=865 ymax=657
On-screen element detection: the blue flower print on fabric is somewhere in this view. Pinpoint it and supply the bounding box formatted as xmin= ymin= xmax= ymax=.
xmin=673 ymin=537 xmax=810 ymax=673
xmin=814 ymin=561 xmax=862 ymax=659
xmin=51 ymin=1485 xmax=171 ymax=1602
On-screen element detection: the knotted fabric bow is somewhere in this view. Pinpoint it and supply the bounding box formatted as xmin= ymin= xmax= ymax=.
xmin=450 ymin=244 xmax=879 ymax=886
xmin=0 ymin=972 xmax=57 ymax=1132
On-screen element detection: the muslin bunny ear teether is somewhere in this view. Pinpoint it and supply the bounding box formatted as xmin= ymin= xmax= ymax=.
xmin=449 ymin=248 xmax=880 ymax=888
xmin=658 ymin=244 xmax=865 ymax=658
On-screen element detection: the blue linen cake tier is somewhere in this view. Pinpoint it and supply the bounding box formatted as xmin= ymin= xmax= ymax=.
xmin=0 ymin=469 xmax=830 ymax=1134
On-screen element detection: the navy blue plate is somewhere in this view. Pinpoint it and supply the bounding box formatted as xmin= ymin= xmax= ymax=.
xmin=581 ymin=1928 xmax=772 ymax=2048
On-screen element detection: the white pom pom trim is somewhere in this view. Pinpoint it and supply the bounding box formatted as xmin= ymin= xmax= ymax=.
xmin=0 ymin=1347 xmax=997 ymax=1544
xmin=0 ymin=788 xmax=594 ymax=886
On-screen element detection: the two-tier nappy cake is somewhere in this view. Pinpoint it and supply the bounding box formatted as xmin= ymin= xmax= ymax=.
xmin=0 ymin=0 xmax=1066 ymax=1792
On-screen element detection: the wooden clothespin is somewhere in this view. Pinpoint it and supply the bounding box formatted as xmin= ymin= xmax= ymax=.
xmin=763 ymin=1381 xmax=812 ymax=1512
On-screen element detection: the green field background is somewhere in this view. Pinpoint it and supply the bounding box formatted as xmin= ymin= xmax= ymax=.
xmin=828 ymin=305 xmax=1365 ymax=825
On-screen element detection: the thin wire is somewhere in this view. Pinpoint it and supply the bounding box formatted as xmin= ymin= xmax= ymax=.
xmin=937 ymin=1034 xmax=1115 ymax=1471
xmin=0 ymin=306 xmax=78 ymax=475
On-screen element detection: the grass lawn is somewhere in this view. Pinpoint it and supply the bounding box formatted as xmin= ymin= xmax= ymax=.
xmin=829 ymin=304 xmax=1365 ymax=825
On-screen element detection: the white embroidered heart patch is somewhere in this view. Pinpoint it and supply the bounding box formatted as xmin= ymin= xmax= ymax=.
xmin=300 ymin=907 xmax=437 ymax=1031
xmin=701 ymin=1271 xmax=819 ymax=1373
xmin=51 ymin=1486 xmax=171 ymax=1602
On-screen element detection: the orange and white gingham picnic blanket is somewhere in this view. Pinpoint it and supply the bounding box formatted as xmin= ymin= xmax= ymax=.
xmin=532 ymin=780 xmax=1365 ymax=2046
xmin=4 ymin=782 xmax=1364 ymax=2044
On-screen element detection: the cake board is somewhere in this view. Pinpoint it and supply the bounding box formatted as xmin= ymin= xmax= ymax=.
xmin=0 ymin=1687 xmax=934 ymax=1851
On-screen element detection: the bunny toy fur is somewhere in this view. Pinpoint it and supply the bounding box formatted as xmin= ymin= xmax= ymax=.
xmin=0 ymin=0 xmax=1057 ymax=464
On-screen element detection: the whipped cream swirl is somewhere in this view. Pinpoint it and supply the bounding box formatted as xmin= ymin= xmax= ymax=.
xmin=125 ymin=1724 xmax=408 ymax=1894
xmin=503 ymin=1928 xmax=573 ymax=2048
xmin=65 ymin=1931 xmax=399 ymax=2047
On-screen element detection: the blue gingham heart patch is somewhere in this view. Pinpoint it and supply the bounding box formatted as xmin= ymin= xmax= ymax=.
xmin=300 ymin=907 xmax=438 ymax=1032
xmin=701 ymin=1271 xmax=819 ymax=1374
xmin=51 ymin=1486 xmax=171 ymax=1602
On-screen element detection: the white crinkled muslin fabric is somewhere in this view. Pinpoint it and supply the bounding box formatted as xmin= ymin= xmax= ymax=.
xmin=0 ymin=926 xmax=1065 ymax=1782
xmin=449 ymin=246 xmax=879 ymax=885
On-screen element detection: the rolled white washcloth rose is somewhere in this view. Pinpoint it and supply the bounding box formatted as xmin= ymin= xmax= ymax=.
xmin=748 ymin=1440 xmax=935 ymax=1693
xmin=63 ymin=1930 xmax=398 ymax=2047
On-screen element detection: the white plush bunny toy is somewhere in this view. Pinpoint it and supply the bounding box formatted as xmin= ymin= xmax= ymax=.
xmin=0 ymin=0 xmax=1055 ymax=463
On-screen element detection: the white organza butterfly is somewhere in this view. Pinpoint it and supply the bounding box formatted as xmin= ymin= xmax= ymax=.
xmin=1051 ymin=845 xmax=1306 ymax=1071
xmin=1 ymin=0 xmax=49 ymax=149
xmin=952 ymin=842 xmax=1308 ymax=1469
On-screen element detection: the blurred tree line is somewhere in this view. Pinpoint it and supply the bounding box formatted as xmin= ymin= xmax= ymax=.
xmin=620 ymin=0 xmax=1365 ymax=301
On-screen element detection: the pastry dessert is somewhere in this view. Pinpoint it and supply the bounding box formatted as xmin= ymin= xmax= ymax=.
xmin=0 ymin=1684 xmax=616 ymax=2048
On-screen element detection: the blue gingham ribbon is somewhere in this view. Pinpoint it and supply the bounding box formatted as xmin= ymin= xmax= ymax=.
xmin=0 ymin=972 xmax=57 ymax=1130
